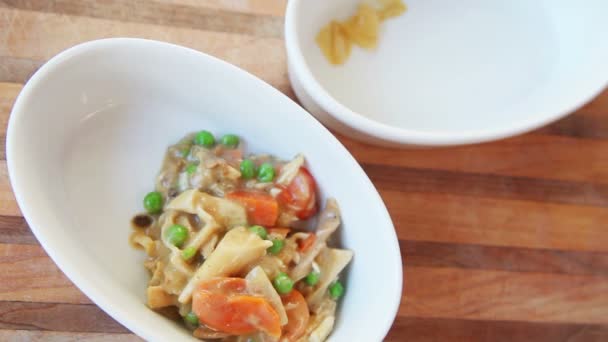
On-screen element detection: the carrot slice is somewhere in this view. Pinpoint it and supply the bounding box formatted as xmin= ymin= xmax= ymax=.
xmin=298 ymin=233 xmax=316 ymax=253
xmin=192 ymin=278 xmax=282 ymax=338
xmin=280 ymin=290 xmax=310 ymax=341
xmin=227 ymin=191 xmax=279 ymax=227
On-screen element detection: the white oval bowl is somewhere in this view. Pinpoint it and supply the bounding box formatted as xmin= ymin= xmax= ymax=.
xmin=285 ymin=0 xmax=608 ymax=146
xmin=6 ymin=38 xmax=402 ymax=342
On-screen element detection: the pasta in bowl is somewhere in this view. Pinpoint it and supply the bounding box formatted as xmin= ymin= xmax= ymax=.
xmin=131 ymin=131 xmax=353 ymax=341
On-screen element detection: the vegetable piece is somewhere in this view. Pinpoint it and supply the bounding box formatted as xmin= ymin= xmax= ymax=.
xmin=185 ymin=163 xmax=197 ymax=175
xmin=281 ymin=290 xmax=310 ymax=341
xmin=249 ymin=225 xmax=268 ymax=240
xmin=268 ymin=239 xmax=285 ymax=255
xmin=305 ymin=271 xmax=320 ymax=286
xmin=257 ymin=162 xmax=276 ymax=182
xmin=166 ymin=224 xmax=189 ymax=247
xmin=178 ymin=227 xmax=272 ymax=303
xmin=221 ymin=134 xmax=240 ymax=148
xmin=184 ymin=312 xmax=199 ymax=326
xmin=226 ymin=191 xmax=279 ymax=227
xmin=245 ymin=266 xmax=288 ymax=325
xmin=240 ymin=159 xmax=256 ymax=179
xmin=143 ymin=191 xmax=163 ymax=214
xmin=194 ymin=130 xmax=215 ymax=147
xmin=192 ymin=278 xmax=281 ymax=337
xmin=182 ymin=246 xmax=197 ymax=260
xmin=273 ymin=272 xmax=294 ymax=294
xmin=277 ymin=167 xmax=318 ymax=220
xmin=298 ymin=233 xmax=316 ymax=253
xmin=329 ymin=281 xmax=345 ymax=300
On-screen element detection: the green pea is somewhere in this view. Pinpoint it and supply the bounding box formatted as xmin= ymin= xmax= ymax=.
xmin=184 ymin=312 xmax=199 ymax=326
xmin=273 ymin=272 xmax=294 ymax=295
xmin=240 ymin=159 xmax=256 ymax=179
xmin=180 ymin=146 xmax=191 ymax=158
xmin=305 ymin=271 xmax=320 ymax=286
xmin=221 ymin=134 xmax=240 ymax=148
xmin=143 ymin=191 xmax=163 ymax=214
xmin=194 ymin=130 xmax=215 ymax=147
xmin=249 ymin=225 xmax=268 ymax=240
xmin=167 ymin=224 xmax=189 ymax=247
xmin=182 ymin=246 xmax=197 ymax=260
xmin=267 ymin=239 xmax=284 ymax=255
xmin=185 ymin=163 xmax=198 ymax=175
xmin=329 ymin=281 xmax=345 ymax=300
xmin=257 ymin=162 xmax=275 ymax=182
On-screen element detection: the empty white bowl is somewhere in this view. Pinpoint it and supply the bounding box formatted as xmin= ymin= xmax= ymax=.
xmin=6 ymin=39 xmax=402 ymax=341
xmin=286 ymin=0 xmax=608 ymax=146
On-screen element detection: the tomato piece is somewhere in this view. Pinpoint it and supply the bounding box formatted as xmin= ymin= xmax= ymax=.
xmin=193 ymin=278 xmax=282 ymax=338
xmin=278 ymin=168 xmax=318 ymax=220
xmin=227 ymin=191 xmax=279 ymax=226
xmin=280 ymin=290 xmax=310 ymax=341
xmin=297 ymin=233 xmax=316 ymax=253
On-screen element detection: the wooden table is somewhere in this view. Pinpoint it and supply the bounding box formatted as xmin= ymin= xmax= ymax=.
xmin=1 ymin=1 xmax=608 ymax=341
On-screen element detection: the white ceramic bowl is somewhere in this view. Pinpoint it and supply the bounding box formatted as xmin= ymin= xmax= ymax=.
xmin=6 ymin=39 xmax=402 ymax=341
xmin=286 ymin=0 xmax=608 ymax=146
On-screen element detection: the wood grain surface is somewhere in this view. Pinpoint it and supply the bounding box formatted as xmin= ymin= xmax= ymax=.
xmin=1 ymin=1 xmax=608 ymax=341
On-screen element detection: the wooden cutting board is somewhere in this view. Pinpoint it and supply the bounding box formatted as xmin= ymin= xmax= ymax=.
xmin=1 ymin=1 xmax=608 ymax=341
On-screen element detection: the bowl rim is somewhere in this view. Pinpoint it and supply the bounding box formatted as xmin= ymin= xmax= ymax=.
xmin=6 ymin=38 xmax=403 ymax=341
xmin=284 ymin=0 xmax=608 ymax=146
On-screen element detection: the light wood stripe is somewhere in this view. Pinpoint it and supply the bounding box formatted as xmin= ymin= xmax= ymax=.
xmin=0 ymin=0 xmax=284 ymax=37
xmin=0 ymin=161 xmax=20 ymax=217
xmin=0 ymin=330 xmax=141 ymax=342
xmin=0 ymin=56 xmax=41 ymax=83
xmin=0 ymin=301 xmax=126 ymax=333
xmin=383 ymin=190 xmax=608 ymax=253
xmin=403 ymin=266 xmax=608 ymax=324
xmin=386 ymin=317 xmax=608 ymax=342
xmin=0 ymin=244 xmax=90 ymax=304
xmin=0 ymin=8 xmax=289 ymax=91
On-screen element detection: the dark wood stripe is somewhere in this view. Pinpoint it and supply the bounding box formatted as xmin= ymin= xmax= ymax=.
xmin=0 ymin=216 xmax=37 ymax=245
xmin=0 ymin=135 xmax=5 ymax=160
xmin=0 ymin=301 xmax=128 ymax=333
xmin=386 ymin=317 xmax=608 ymax=342
xmin=0 ymin=0 xmax=283 ymax=38
xmin=363 ymin=164 xmax=608 ymax=207
xmin=537 ymin=112 xmax=608 ymax=139
xmin=402 ymin=240 xmax=608 ymax=276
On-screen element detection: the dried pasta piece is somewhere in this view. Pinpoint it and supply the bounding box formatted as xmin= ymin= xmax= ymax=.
xmin=343 ymin=4 xmax=381 ymax=49
xmin=178 ymin=227 xmax=272 ymax=303
xmin=316 ymin=21 xmax=352 ymax=65
xmin=378 ymin=0 xmax=407 ymax=20
xmin=245 ymin=266 xmax=289 ymax=325
xmin=306 ymin=248 xmax=353 ymax=312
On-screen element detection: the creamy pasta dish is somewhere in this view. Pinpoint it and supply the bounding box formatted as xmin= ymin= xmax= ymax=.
xmin=130 ymin=131 xmax=353 ymax=341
